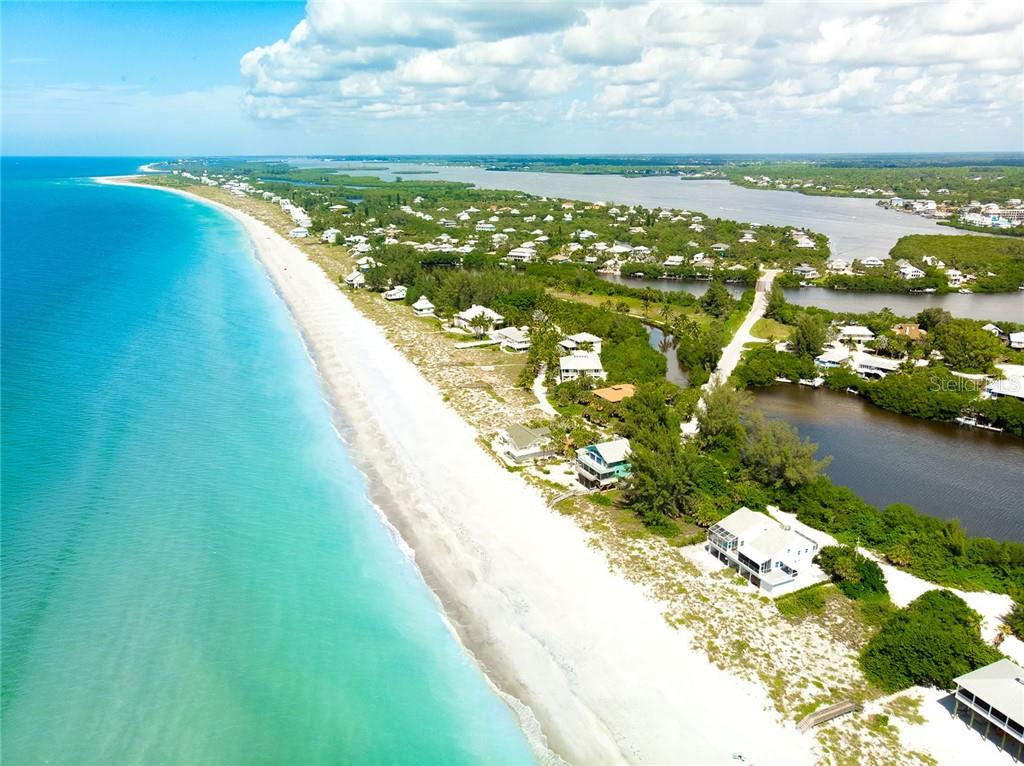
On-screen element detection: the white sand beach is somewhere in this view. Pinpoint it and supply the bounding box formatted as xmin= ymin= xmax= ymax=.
xmin=102 ymin=178 xmax=816 ymax=765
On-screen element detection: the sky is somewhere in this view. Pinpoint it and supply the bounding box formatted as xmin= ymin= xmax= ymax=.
xmin=2 ymin=0 xmax=1023 ymax=156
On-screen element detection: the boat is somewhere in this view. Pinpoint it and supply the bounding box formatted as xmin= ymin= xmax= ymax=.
xmin=955 ymin=416 xmax=1004 ymax=433
xmin=958 ymin=288 xmax=972 ymax=294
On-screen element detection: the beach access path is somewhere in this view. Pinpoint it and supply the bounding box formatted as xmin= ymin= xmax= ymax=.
xmin=109 ymin=179 xmax=815 ymax=766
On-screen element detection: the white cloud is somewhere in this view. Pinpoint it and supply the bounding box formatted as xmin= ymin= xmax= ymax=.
xmin=237 ymin=0 xmax=1024 ymax=147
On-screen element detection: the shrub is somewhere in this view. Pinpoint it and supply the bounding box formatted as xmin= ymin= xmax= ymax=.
xmin=860 ymin=590 xmax=1002 ymax=692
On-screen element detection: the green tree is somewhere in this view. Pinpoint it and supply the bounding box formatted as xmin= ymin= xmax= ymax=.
xmin=697 ymin=383 xmax=751 ymax=450
xmin=816 ymin=546 xmax=888 ymax=600
xmin=469 ymin=313 xmax=491 ymax=338
xmin=931 ymin=318 xmax=1003 ymax=373
xmin=740 ymin=411 xmax=831 ymax=489
xmin=860 ymin=590 xmax=1001 ymax=692
xmin=700 ymin=280 xmax=733 ymax=319
xmin=790 ymin=314 xmax=829 ymax=358
xmin=765 ymin=282 xmax=787 ymax=321
xmin=915 ymin=307 xmax=952 ymax=332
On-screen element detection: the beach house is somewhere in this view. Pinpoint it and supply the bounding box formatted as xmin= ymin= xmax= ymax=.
xmin=384 ymin=285 xmax=407 ymax=301
xmin=837 ymin=325 xmax=875 ymax=343
xmin=1010 ymin=332 xmax=1024 ymax=350
xmin=896 ymin=260 xmax=925 ymax=280
xmin=343 ymin=270 xmax=366 ymax=288
xmin=411 ymin=295 xmax=435 ymax=317
xmin=558 ymin=352 xmax=606 ymax=384
xmin=707 ymin=507 xmax=819 ymax=594
xmin=558 ymin=332 xmax=603 ymax=355
xmin=499 ymin=424 xmax=554 ymax=464
xmin=493 ymin=326 xmax=531 ymax=352
xmin=453 ymin=305 xmax=504 ymax=333
xmin=951 ymin=659 xmax=1024 ymax=760
xmin=576 ymin=438 xmax=631 ymax=489
xmin=859 ymin=257 xmax=885 ymax=268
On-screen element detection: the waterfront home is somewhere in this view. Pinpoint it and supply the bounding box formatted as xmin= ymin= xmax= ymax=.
xmin=858 ymin=257 xmax=885 ymax=268
xmin=343 ymin=269 xmax=366 ymax=288
xmin=986 ymin=377 xmax=1024 ymax=400
xmin=852 ymin=351 xmax=902 ymax=378
xmin=707 ymin=507 xmax=819 ymax=595
xmin=321 ymin=227 xmax=341 ymax=243
xmin=663 ymin=255 xmax=685 ymax=267
xmin=384 ymin=285 xmax=407 ymax=301
xmin=576 ymin=438 xmax=631 ymax=489
xmin=559 ymin=332 xmax=603 ymax=355
xmin=494 ymin=326 xmax=531 ymax=352
xmin=412 ymin=295 xmax=435 ymax=318
xmin=711 ymin=243 xmax=730 ymax=254
xmin=454 ymin=305 xmax=504 ymax=333
xmin=827 ymin=259 xmax=850 ymax=273
xmin=549 ymin=253 xmax=571 ymax=263
xmin=499 ymin=424 xmax=554 ymax=464
xmin=982 ymin=323 xmax=1005 ymax=339
xmin=793 ymin=264 xmax=820 ymax=279
xmin=838 ymin=325 xmax=876 ymax=343
xmin=475 ymin=222 xmax=496 ymax=232
xmin=896 ymin=260 xmax=925 ymax=280
xmin=951 ymin=659 xmax=1024 ymax=760
xmin=288 ymin=227 xmax=309 ymax=238
xmin=1010 ymin=332 xmax=1024 ymax=350
xmin=815 ymin=343 xmax=850 ymax=368
xmin=592 ymin=383 xmax=636 ymax=403
xmin=558 ymin=351 xmax=606 ymax=384
xmin=946 ymin=268 xmax=968 ymax=287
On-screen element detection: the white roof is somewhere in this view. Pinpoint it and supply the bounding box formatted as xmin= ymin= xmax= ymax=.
xmin=839 ymin=325 xmax=875 ymax=338
xmin=559 ymin=352 xmax=603 ymax=372
xmin=954 ymin=659 xmax=1024 ymax=724
xmin=713 ymin=507 xmax=773 ymax=538
xmin=987 ymin=377 xmax=1024 ymax=399
xmin=854 ymin=352 xmax=902 ymax=371
xmin=495 ymin=327 xmax=529 ymax=343
xmin=743 ymin=526 xmax=810 ymax=565
xmin=412 ymin=295 xmax=434 ymax=309
xmin=816 ymin=344 xmax=850 ymax=364
xmin=589 ymin=438 xmax=630 ymax=464
xmin=568 ymin=332 xmax=602 ymax=344
xmin=456 ymin=304 xmax=504 ymax=323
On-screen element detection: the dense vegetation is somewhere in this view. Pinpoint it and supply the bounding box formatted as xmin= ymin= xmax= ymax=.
xmin=860 ymin=590 xmax=1001 ymax=692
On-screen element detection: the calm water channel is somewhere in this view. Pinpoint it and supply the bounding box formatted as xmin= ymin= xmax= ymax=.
xmin=753 ymin=386 xmax=1022 ymax=541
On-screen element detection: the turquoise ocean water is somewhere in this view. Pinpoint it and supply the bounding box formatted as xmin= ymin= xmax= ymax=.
xmin=1 ymin=158 xmax=536 ymax=764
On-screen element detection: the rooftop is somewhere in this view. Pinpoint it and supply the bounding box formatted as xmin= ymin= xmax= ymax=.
xmin=954 ymin=659 xmax=1024 ymax=726
xmin=592 ymin=384 xmax=636 ymax=403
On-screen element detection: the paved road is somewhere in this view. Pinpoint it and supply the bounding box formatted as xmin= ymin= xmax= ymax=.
xmin=682 ymin=269 xmax=779 ymax=436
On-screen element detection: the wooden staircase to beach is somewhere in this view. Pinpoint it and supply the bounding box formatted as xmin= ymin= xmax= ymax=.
xmin=796 ymin=700 xmax=864 ymax=732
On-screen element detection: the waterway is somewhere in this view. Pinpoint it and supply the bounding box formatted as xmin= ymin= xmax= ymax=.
xmin=598 ymin=273 xmax=1023 ymax=323
xmin=752 ymin=386 xmax=1023 ymax=541
xmin=309 ymin=162 xmax=963 ymax=264
xmin=644 ymin=324 xmax=689 ymax=387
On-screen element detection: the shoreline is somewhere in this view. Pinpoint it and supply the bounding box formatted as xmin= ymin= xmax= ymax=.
xmin=98 ymin=177 xmax=815 ymax=764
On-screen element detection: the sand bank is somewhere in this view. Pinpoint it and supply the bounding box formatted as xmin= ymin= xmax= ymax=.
xmin=100 ymin=177 xmax=814 ymax=765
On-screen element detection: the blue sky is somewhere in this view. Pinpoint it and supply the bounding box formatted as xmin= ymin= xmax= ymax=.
xmin=3 ymin=1 xmax=1023 ymax=155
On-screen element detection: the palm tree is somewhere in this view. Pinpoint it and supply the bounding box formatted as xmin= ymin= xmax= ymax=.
xmin=469 ymin=313 xmax=491 ymax=338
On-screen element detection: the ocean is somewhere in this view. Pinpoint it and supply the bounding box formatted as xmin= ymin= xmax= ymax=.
xmin=1 ymin=157 xmax=536 ymax=764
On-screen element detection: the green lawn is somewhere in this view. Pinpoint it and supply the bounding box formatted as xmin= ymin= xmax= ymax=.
xmin=751 ymin=317 xmax=792 ymax=340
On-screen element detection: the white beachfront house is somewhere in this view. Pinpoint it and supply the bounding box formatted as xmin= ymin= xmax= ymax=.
xmin=1010 ymin=332 xmax=1024 ymax=350
xmin=815 ymin=342 xmax=850 ymax=369
xmin=411 ymin=295 xmax=435 ymax=317
xmin=507 ymin=245 xmax=536 ymax=263
xmin=453 ymin=305 xmax=504 ymax=333
xmin=575 ymin=438 xmax=631 ymax=489
xmin=858 ymin=257 xmax=885 ymax=268
xmin=558 ymin=351 xmax=606 ymax=384
xmin=951 ymin=659 xmax=1024 ymax=760
xmin=792 ymin=264 xmax=820 ymax=279
xmin=343 ymin=269 xmax=366 ymax=288
xmin=288 ymin=227 xmax=309 ymax=238
xmin=493 ymin=326 xmax=531 ymax=352
xmin=384 ymin=285 xmax=407 ymax=301
xmin=499 ymin=424 xmax=554 ymax=464
xmin=558 ymin=332 xmax=603 ymax=355
xmin=707 ymin=507 xmax=819 ymax=594
xmin=852 ymin=351 xmax=902 ymax=378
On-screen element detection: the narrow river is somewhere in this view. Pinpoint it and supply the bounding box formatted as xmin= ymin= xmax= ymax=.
xmin=643 ymin=324 xmax=689 ymax=387
xmin=753 ymin=386 xmax=1023 ymax=541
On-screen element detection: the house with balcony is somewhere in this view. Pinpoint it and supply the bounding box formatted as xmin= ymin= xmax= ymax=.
xmin=558 ymin=332 xmax=603 ymax=355
xmin=558 ymin=351 xmax=606 ymax=384
xmin=453 ymin=305 xmax=504 ymax=333
xmin=576 ymin=438 xmax=631 ymax=489
xmin=952 ymin=659 xmax=1024 ymax=761
xmin=707 ymin=507 xmax=819 ymax=594
xmin=493 ymin=326 xmax=531 ymax=352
